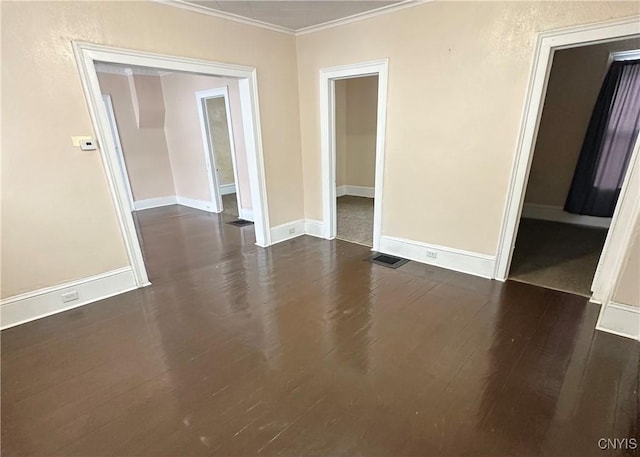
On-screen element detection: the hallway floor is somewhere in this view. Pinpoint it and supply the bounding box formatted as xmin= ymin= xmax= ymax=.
xmin=509 ymin=218 xmax=608 ymax=297
xmin=336 ymin=195 xmax=374 ymax=247
xmin=2 ymin=206 xmax=638 ymax=456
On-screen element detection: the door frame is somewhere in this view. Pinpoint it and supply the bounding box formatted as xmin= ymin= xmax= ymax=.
xmin=73 ymin=42 xmax=272 ymax=287
xmin=196 ymin=86 xmax=243 ymax=217
xmin=493 ymin=16 xmax=640 ymax=306
xmin=319 ymin=59 xmax=389 ymax=250
xmin=102 ymin=94 xmax=135 ymax=208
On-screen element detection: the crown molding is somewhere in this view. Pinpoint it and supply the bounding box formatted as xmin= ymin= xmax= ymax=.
xmin=155 ymin=0 xmax=430 ymax=37
xmin=154 ymin=0 xmax=296 ymax=35
xmin=295 ymin=0 xmax=427 ymax=36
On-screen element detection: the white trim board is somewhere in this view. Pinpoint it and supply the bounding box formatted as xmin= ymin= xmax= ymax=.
xmin=336 ymin=185 xmax=374 ymax=198
xmin=270 ymin=219 xmax=307 ymax=245
xmin=134 ymin=196 xmax=177 ymax=210
xmin=522 ymin=203 xmax=611 ymax=229
xmin=240 ymin=208 xmax=254 ymax=222
xmin=220 ymin=183 xmax=236 ymax=195
xmin=0 ymin=267 xmax=137 ymax=330
xmin=269 ymin=219 xmax=329 ymax=244
xmin=304 ymin=219 xmax=325 ymax=239
xmin=320 ymin=59 xmax=389 ymax=250
xmin=133 ymin=196 xmax=214 ymax=212
xmin=493 ymin=15 xmax=640 ymax=309
xmin=596 ymin=301 xmax=640 ymax=342
xmin=379 ymin=236 xmax=496 ymax=279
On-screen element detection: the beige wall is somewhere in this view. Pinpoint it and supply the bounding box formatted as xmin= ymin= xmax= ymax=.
xmin=614 ymin=216 xmax=640 ymax=307
xmin=525 ymin=38 xmax=640 ymax=207
xmin=97 ymin=72 xmax=176 ymax=201
xmin=1 ymin=0 xmax=302 ymax=298
xmin=161 ymin=73 xmax=252 ymax=209
xmin=297 ymin=1 xmax=640 ymax=256
xmin=335 ymin=76 xmax=378 ymax=189
xmin=206 ymin=97 xmax=234 ymax=186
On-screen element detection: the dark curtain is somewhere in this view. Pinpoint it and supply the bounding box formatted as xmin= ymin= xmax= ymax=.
xmin=565 ymin=59 xmax=640 ymax=217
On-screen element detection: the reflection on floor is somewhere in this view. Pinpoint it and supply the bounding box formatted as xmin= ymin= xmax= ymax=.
xmin=337 ymin=196 xmax=374 ymax=247
xmin=509 ymin=218 xmax=608 ymax=297
xmin=221 ymin=192 xmax=239 ymax=218
xmin=2 ymin=206 xmax=638 ymax=456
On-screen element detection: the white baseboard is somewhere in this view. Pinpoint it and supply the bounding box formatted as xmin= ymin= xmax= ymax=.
xmin=0 ymin=267 xmax=139 ymax=330
xmin=270 ymin=219 xmax=306 ymax=245
xmin=134 ymin=196 xmax=177 ymax=210
xmin=522 ymin=203 xmax=611 ymax=228
xmin=176 ymin=196 xmax=215 ymax=212
xmin=379 ymin=235 xmax=496 ymax=279
xmin=304 ymin=219 xmax=325 ymax=238
xmin=596 ymin=301 xmax=640 ymax=341
xmin=240 ymin=208 xmax=254 ymax=222
xmin=219 ymin=183 xmax=236 ymax=196
xmin=336 ymin=185 xmax=374 ymax=198
xmin=134 ymin=196 xmax=215 ymax=212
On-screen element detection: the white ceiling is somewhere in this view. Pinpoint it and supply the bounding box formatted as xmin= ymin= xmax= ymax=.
xmin=175 ymin=0 xmax=406 ymax=32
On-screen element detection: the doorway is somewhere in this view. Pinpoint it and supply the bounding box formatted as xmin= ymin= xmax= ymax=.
xmin=508 ymin=40 xmax=640 ymax=297
xmin=495 ymin=18 xmax=640 ymax=312
xmin=334 ymin=75 xmax=379 ymax=246
xmin=74 ymin=42 xmax=272 ymax=287
xmin=320 ymin=59 xmax=388 ymax=251
xmin=196 ymin=87 xmax=252 ymax=221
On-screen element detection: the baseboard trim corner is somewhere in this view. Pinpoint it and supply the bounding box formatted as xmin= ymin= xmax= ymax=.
xmin=270 ymin=219 xmax=306 ymax=245
xmin=134 ymin=196 xmax=177 ymax=211
xmin=176 ymin=196 xmax=215 ymax=213
xmin=304 ymin=219 xmax=325 ymax=238
xmin=379 ymin=235 xmax=496 ymax=279
xmin=0 ymin=267 xmax=139 ymax=330
xmin=336 ymin=185 xmax=375 ymax=198
xmin=522 ymin=203 xmax=611 ymax=228
xmin=219 ymin=183 xmax=236 ymax=196
xmin=596 ymin=301 xmax=640 ymax=341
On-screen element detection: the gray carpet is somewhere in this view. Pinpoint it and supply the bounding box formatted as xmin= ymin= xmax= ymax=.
xmin=509 ymin=218 xmax=608 ymax=297
xmin=221 ymin=193 xmax=239 ymax=217
xmin=337 ymin=196 xmax=374 ymax=247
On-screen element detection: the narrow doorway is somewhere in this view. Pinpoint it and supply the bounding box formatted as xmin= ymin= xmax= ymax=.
xmin=509 ymin=39 xmax=640 ymax=296
xmin=334 ymin=75 xmax=379 ymax=247
xmin=198 ymin=87 xmax=253 ymax=222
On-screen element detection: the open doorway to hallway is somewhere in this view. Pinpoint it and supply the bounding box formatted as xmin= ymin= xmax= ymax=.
xmin=334 ymin=75 xmax=379 ymax=247
xmin=96 ymin=62 xmax=256 ymax=281
xmin=508 ymin=38 xmax=640 ymax=297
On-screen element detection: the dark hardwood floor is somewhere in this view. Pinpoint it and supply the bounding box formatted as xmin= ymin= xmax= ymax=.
xmin=2 ymin=205 xmax=638 ymax=456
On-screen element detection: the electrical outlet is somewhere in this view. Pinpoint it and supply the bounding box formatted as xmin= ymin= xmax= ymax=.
xmin=288 ymin=227 xmax=296 ymax=234
xmin=426 ymin=250 xmax=438 ymax=259
xmin=61 ymin=291 xmax=79 ymax=303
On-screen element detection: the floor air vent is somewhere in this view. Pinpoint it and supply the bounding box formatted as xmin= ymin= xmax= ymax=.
xmin=227 ymin=219 xmax=254 ymax=227
xmin=368 ymin=253 xmax=409 ymax=269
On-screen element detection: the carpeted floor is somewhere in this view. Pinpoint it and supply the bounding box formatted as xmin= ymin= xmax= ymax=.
xmin=509 ymin=218 xmax=608 ymax=297
xmin=337 ymin=196 xmax=374 ymax=247
xmin=221 ymin=192 xmax=239 ymax=218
